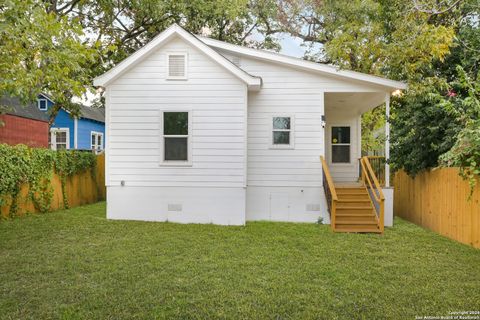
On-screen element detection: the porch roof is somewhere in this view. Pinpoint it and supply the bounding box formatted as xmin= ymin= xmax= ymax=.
xmin=325 ymin=92 xmax=388 ymax=114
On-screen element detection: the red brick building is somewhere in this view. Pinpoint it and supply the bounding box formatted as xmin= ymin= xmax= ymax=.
xmin=0 ymin=96 xmax=49 ymax=148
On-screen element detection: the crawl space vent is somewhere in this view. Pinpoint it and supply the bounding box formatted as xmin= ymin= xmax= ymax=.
xmin=168 ymin=204 xmax=182 ymax=212
xmin=306 ymin=204 xmax=320 ymax=212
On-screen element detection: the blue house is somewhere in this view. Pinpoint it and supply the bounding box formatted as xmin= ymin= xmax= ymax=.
xmin=37 ymin=93 xmax=105 ymax=151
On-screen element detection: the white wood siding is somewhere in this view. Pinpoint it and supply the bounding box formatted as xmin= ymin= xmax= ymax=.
xmin=220 ymin=53 xmax=378 ymax=187
xmin=107 ymin=37 xmax=247 ymax=187
xmin=236 ymin=56 xmax=325 ymax=187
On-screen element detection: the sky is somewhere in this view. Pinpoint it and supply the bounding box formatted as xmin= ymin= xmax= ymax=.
xmin=278 ymin=35 xmax=307 ymax=58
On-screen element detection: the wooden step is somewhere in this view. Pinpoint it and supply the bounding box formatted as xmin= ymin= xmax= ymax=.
xmin=336 ymin=210 xmax=374 ymax=217
xmin=337 ymin=193 xmax=371 ymax=201
xmin=332 ymin=185 xmax=380 ymax=234
xmin=335 ymin=215 xmax=377 ymax=223
xmin=336 ymin=188 xmax=368 ymax=194
xmin=334 ymin=225 xmax=381 ymax=233
xmin=335 ymin=219 xmax=377 ymax=225
xmin=336 ymin=199 xmax=372 ymax=208
xmin=336 ymin=206 xmax=373 ymax=212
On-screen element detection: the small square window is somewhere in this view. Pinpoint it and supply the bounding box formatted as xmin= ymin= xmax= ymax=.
xmin=38 ymin=99 xmax=47 ymax=111
xmin=271 ymin=116 xmax=294 ymax=148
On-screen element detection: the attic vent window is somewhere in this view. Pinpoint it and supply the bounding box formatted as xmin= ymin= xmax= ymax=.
xmin=167 ymin=53 xmax=187 ymax=79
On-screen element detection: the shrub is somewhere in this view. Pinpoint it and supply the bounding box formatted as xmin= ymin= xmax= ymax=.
xmin=0 ymin=144 xmax=96 ymax=217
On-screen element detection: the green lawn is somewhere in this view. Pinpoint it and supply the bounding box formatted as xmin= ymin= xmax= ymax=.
xmin=1 ymin=202 xmax=479 ymax=319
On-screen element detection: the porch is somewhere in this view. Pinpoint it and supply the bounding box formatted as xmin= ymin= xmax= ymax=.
xmin=321 ymin=91 xmax=394 ymax=233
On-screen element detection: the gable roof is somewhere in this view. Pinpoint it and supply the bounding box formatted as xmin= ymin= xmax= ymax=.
xmin=38 ymin=93 xmax=54 ymax=103
xmin=1 ymin=96 xmax=49 ymax=122
xmin=93 ymin=24 xmax=261 ymax=90
xmin=78 ymin=104 xmax=105 ymax=123
xmin=199 ymin=36 xmax=407 ymax=91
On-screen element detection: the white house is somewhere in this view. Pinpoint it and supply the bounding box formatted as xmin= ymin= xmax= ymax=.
xmin=94 ymin=24 xmax=406 ymax=232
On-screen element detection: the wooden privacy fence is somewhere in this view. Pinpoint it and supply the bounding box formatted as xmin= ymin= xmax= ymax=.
xmin=1 ymin=154 xmax=105 ymax=218
xmin=394 ymin=168 xmax=480 ymax=248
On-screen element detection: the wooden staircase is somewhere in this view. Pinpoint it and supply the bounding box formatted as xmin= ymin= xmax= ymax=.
xmin=320 ymin=156 xmax=385 ymax=234
xmin=335 ymin=187 xmax=381 ymax=233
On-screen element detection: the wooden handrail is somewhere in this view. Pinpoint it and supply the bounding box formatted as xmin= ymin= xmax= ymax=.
xmin=364 ymin=156 xmax=386 ymax=187
xmin=360 ymin=160 xmax=385 ymax=202
xmin=360 ymin=156 xmax=385 ymax=233
xmin=320 ymin=156 xmax=338 ymax=201
xmin=320 ymin=156 xmax=338 ymax=231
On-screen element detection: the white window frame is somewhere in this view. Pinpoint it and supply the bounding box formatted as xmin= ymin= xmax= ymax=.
xmin=159 ymin=110 xmax=192 ymax=166
xmin=50 ymin=128 xmax=70 ymax=150
xmin=330 ymin=125 xmax=351 ymax=164
xmin=270 ymin=114 xmax=295 ymax=149
xmin=166 ymin=52 xmax=188 ymax=80
xmin=91 ymin=131 xmax=104 ymax=151
xmin=38 ymin=98 xmax=48 ymax=111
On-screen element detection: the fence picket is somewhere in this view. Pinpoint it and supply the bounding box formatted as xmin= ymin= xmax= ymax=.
xmin=394 ymin=169 xmax=480 ymax=248
xmin=1 ymin=154 xmax=105 ymax=217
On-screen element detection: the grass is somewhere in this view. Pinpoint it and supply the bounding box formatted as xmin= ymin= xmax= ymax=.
xmin=0 ymin=202 xmax=479 ymax=319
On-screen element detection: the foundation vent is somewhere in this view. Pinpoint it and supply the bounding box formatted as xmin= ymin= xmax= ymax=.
xmin=306 ymin=204 xmax=320 ymax=212
xmin=168 ymin=204 xmax=182 ymax=212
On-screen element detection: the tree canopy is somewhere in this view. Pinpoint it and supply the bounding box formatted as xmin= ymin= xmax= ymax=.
xmin=0 ymin=0 xmax=97 ymax=119
xmin=1 ymin=0 xmax=280 ymax=118
xmin=1 ymin=0 xmax=479 ymax=183
xmin=276 ymin=0 xmax=479 ymax=181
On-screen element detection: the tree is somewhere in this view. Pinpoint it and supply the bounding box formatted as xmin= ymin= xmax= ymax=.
xmin=278 ymin=0 xmax=479 ymax=177
xmin=51 ymin=0 xmax=281 ymax=76
xmin=2 ymin=0 xmax=281 ymax=114
xmin=361 ymin=107 xmax=386 ymax=155
xmin=390 ymin=0 xmax=480 ymax=175
xmin=0 ymin=0 xmax=98 ymax=122
xmin=276 ymin=0 xmax=454 ymax=78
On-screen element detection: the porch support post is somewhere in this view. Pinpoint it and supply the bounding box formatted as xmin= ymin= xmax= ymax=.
xmin=385 ymin=92 xmax=391 ymax=187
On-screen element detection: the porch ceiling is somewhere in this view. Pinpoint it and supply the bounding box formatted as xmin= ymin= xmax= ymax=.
xmin=325 ymin=92 xmax=386 ymax=115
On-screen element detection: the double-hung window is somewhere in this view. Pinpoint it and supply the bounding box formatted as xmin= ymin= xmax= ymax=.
xmin=50 ymin=128 xmax=69 ymax=150
xmin=91 ymin=132 xmax=103 ymax=151
xmin=331 ymin=126 xmax=351 ymax=163
xmin=271 ymin=115 xmax=294 ymax=148
xmin=161 ymin=111 xmax=190 ymax=164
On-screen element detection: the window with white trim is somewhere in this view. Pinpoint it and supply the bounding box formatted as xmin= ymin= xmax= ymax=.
xmin=162 ymin=112 xmax=190 ymax=163
xmin=271 ymin=115 xmax=294 ymax=148
xmin=167 ymin=53 xmax=187 ymax=79
xmin=331 ymin=126 xmax=351 ymax=163
xmin=91 ymin=132 xmax=103 ymax=151
xmin=38 ymin=98 xmax=47 ymax=111
xmin=50 ymin=128 xmax=69 ymax=150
